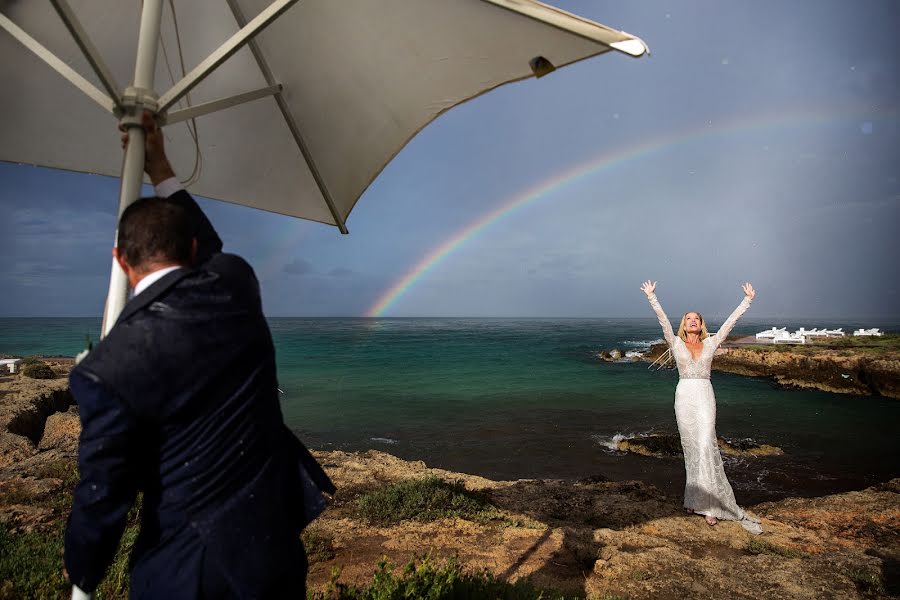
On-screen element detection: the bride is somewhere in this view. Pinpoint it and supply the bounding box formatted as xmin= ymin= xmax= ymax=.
xmin=641 ymin=280 xmax=763 ymax=535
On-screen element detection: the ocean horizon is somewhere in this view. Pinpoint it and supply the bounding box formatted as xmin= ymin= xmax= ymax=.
xmin=2 ymin=317 xmax=898 ymax=504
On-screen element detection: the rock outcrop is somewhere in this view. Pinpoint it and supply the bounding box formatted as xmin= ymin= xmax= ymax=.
xmin=612 ymin=433 xmax=783 ymax=458
xmin=714 ymin=346 xmax=900 ymax=399
xmin=305 ymin=449 xmax=898 ymax=599
xmin=0 ymin=360 xmax=74 ymax=469
xmin=2 ymin=370 xmax=897 ymax=598
xmin=621 ymin=339 xmax=900 ymax=399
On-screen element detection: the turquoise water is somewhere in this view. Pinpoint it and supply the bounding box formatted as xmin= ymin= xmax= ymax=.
xmin=2 ymin=317 xmax=898 ymax=502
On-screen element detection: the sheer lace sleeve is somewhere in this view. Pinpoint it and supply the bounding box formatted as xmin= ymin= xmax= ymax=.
xmin=647 ymin=294 xmax=675 ymax=349
xmin=712 ymin=297 xmax=752 ymax=348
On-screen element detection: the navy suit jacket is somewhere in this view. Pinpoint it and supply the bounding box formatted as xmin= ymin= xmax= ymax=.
xmin=64 ymin=190 xmax=333 ymax=597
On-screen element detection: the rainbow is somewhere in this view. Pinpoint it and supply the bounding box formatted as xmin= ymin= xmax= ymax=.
xmin=366 ymin=107 xmax=894 ymax=317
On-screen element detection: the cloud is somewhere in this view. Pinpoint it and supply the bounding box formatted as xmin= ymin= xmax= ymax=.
xmin=328 ymin=267 xmax=353 ymax=277
xmin=283 ymin=258 xmax=313 ymax=276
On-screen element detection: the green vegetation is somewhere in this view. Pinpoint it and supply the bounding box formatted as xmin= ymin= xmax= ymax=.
xmin=746 ymin=538 xmax=806 ymax=559
xmin=356 ymin=477 xmax=500 ymax=526
xmin=94 ymin=524 xmax=139 ymax=599
xmin=743 ymin=334 xmax=899 ymax=356
xmin=0 ymin=477 xmax=140 ymax=599
xmin=34 ymin=459 xmax=80 ymax=488
xmin=303 ymin=529 xmax=337 ymax=563
xmin=312 ymin=556 xmax=582 ymax=600
xmin=0 ymin=523 xmax=68 ymax=599
xmin=845 ymin=568 xmax=885 ymax=596
xmin=22 ymin=361 xmax=55 ymax=379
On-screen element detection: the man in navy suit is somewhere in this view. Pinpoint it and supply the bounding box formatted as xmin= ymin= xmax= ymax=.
xmin=64 ymin=112 xmax=333 ymax=598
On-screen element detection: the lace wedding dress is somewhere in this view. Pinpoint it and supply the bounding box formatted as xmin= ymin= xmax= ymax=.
xmin=648 ymin=293 xmax=762 ymax=534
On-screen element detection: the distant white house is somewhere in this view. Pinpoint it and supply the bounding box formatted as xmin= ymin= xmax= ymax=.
xmin=853 ymin=328 xmax=884 ymax=337
xmin=774 ymin=331 xmax=806 ymax=344
xmin=755 ymin=327 xmax=786 ymax=340
xmin=0 ymin=358 xmax=22 ymax=373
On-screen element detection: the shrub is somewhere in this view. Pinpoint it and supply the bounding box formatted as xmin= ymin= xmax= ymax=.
xmin=303 ymin=529 xmax=337 ymax=563
xmin=845 ymin=568 xmax=885 ymax=595
xmin=747 ymin=538 xmax=806 ymax=559
xmin=22 ymin=361 xmax=54 ymax=379
xmin=356 ymin=477 xmax=498 ymax=526
xmin=313 ymin=556 xmax=578 ymax=599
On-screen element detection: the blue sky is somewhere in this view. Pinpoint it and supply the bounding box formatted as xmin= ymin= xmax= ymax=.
xmin=2 ymin=0 xmax=898 ymax=319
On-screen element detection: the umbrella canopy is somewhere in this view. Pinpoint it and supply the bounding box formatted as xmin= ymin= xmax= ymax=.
xmin=1 ymin=0 xmax=646 ymax=229
xmin=0 ymin=0 xmax=646 ymax=333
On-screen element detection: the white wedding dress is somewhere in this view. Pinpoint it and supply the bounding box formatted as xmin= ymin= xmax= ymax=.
xmin=648 ymin=293 xmax=762 ymax=534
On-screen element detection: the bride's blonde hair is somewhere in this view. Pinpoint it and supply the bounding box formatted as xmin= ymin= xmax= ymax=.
xmin=677 ymin=311 xmax=709 ymax=342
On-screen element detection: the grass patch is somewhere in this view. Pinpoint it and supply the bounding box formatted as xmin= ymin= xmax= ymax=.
xmin=0 ymin=495 xmax=141 ymax=599
xmin=0 ymin=522 xmax=69 ymax=598
xmin=33 ymin=459 xmax=81 ymax=488
xmin=94 ymin=523 xmax=139 ymax=599
xmin=747 ymin=538 xmax=806 ymax=559
xmin=303 ymin=529 xmax=337 ymax=563
xmin=845 ymin=568 xmax=885 ymax=596
xmin=314 ymin=556 xmax=581 ymax=599
xmin=743 ymin=334 xmax=899 ymax=356
xmin=356 ymin=477 xmax=500 ymax=526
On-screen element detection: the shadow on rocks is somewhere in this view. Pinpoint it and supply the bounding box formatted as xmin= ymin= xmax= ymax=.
xmin=485 ymin=476 xmax=683 ymax=596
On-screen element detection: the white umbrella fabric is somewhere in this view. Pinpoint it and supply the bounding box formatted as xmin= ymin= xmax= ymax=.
xmin=0 ymin=0 xmax=647 ymax=333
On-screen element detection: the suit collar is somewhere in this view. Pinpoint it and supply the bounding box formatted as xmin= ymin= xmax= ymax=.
xmin=115 ymin=267 xmax=193 ymax=326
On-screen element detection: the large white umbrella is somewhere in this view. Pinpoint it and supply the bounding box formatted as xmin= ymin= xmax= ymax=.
xmin=0 ymin=0 xmax=647 ymax=333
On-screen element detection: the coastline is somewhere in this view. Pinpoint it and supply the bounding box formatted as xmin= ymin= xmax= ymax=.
xmin=601 ymin=335 xmax=900 ymax=399
xmin=2 ymin=365 xmax=898 ymax=597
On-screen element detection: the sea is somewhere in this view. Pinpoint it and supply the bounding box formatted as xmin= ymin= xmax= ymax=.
xmin=2 ymin=317 xmax=898 ymax=504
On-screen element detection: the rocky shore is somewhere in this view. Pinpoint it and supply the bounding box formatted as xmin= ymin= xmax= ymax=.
xmin=2 ymin=365 xmax=899 ymax=598
xmin=599 ymin=335 xmax=900 ymax=399
xmin=612 ymin=433 xmax=784 ymax=458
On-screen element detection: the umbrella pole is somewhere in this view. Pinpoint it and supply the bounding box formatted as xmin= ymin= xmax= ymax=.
xmin=100 ymin=0 xmax=164 ymax=337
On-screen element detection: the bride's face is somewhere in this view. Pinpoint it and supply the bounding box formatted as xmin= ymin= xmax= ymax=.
xmin=684 ymin=312 xmax=703 ymax=334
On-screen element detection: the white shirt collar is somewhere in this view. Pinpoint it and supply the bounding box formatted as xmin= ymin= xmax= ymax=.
xmin=133 ymin=265 xmax=183 ymax=297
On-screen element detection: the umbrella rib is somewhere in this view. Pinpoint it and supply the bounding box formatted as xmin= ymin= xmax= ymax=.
xmin=164 ymin=84 xmax=283 ymax=125
xmin=0 ymin=12 xmax=114 ymax=114
xmin=225 ymin=0 xmax=348 ymax=233
xmin=157 ymin=0 xmax=299 ymax=114
xmin=49 ymin=0 xmax=124 ymax=111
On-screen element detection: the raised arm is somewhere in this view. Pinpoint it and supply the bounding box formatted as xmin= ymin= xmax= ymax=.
xmin=124 ymin=111 xmax=223 ymax=264
xmin=641 ymin=280 xmax=675 ymax=348
xmin=712 ymin=282 xmax=755 ymax=347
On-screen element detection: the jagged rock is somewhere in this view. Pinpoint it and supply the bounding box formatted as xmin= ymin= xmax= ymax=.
xmin=38 ymin=406 xmax=80 ymax=452
xmin=597 ymin=349 xmax=624 ymax=362
xmin=714 ymin=345 xmax=900 ymax=399
xmin=718 ymin=438 xmax=783 ymax=457
xmin=614 ymin=434 xmax=783 ymax=458
xmin=0 ymin=368 xmax=73 ymax=445
xmin=0 ymin=433 xmax=36 ymax=469
xmin=618 ymin=435 xmax=682 ymax=457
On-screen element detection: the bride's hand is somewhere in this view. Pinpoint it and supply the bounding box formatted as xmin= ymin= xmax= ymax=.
xmin=640 ymin=280 xmax=657 ymax=297
xmin=742 ymin=282 xmax=756 ymax=300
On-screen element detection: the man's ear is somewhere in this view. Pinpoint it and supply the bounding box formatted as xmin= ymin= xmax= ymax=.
xmin=190 ymin=238 xmax=198 ymax=265
xmin=112 ymin=247 xmax=130 ymax=274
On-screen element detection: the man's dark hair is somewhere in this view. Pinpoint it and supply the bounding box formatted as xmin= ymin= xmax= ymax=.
xmin=117 ymin=197 xmax=193 ymax=270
